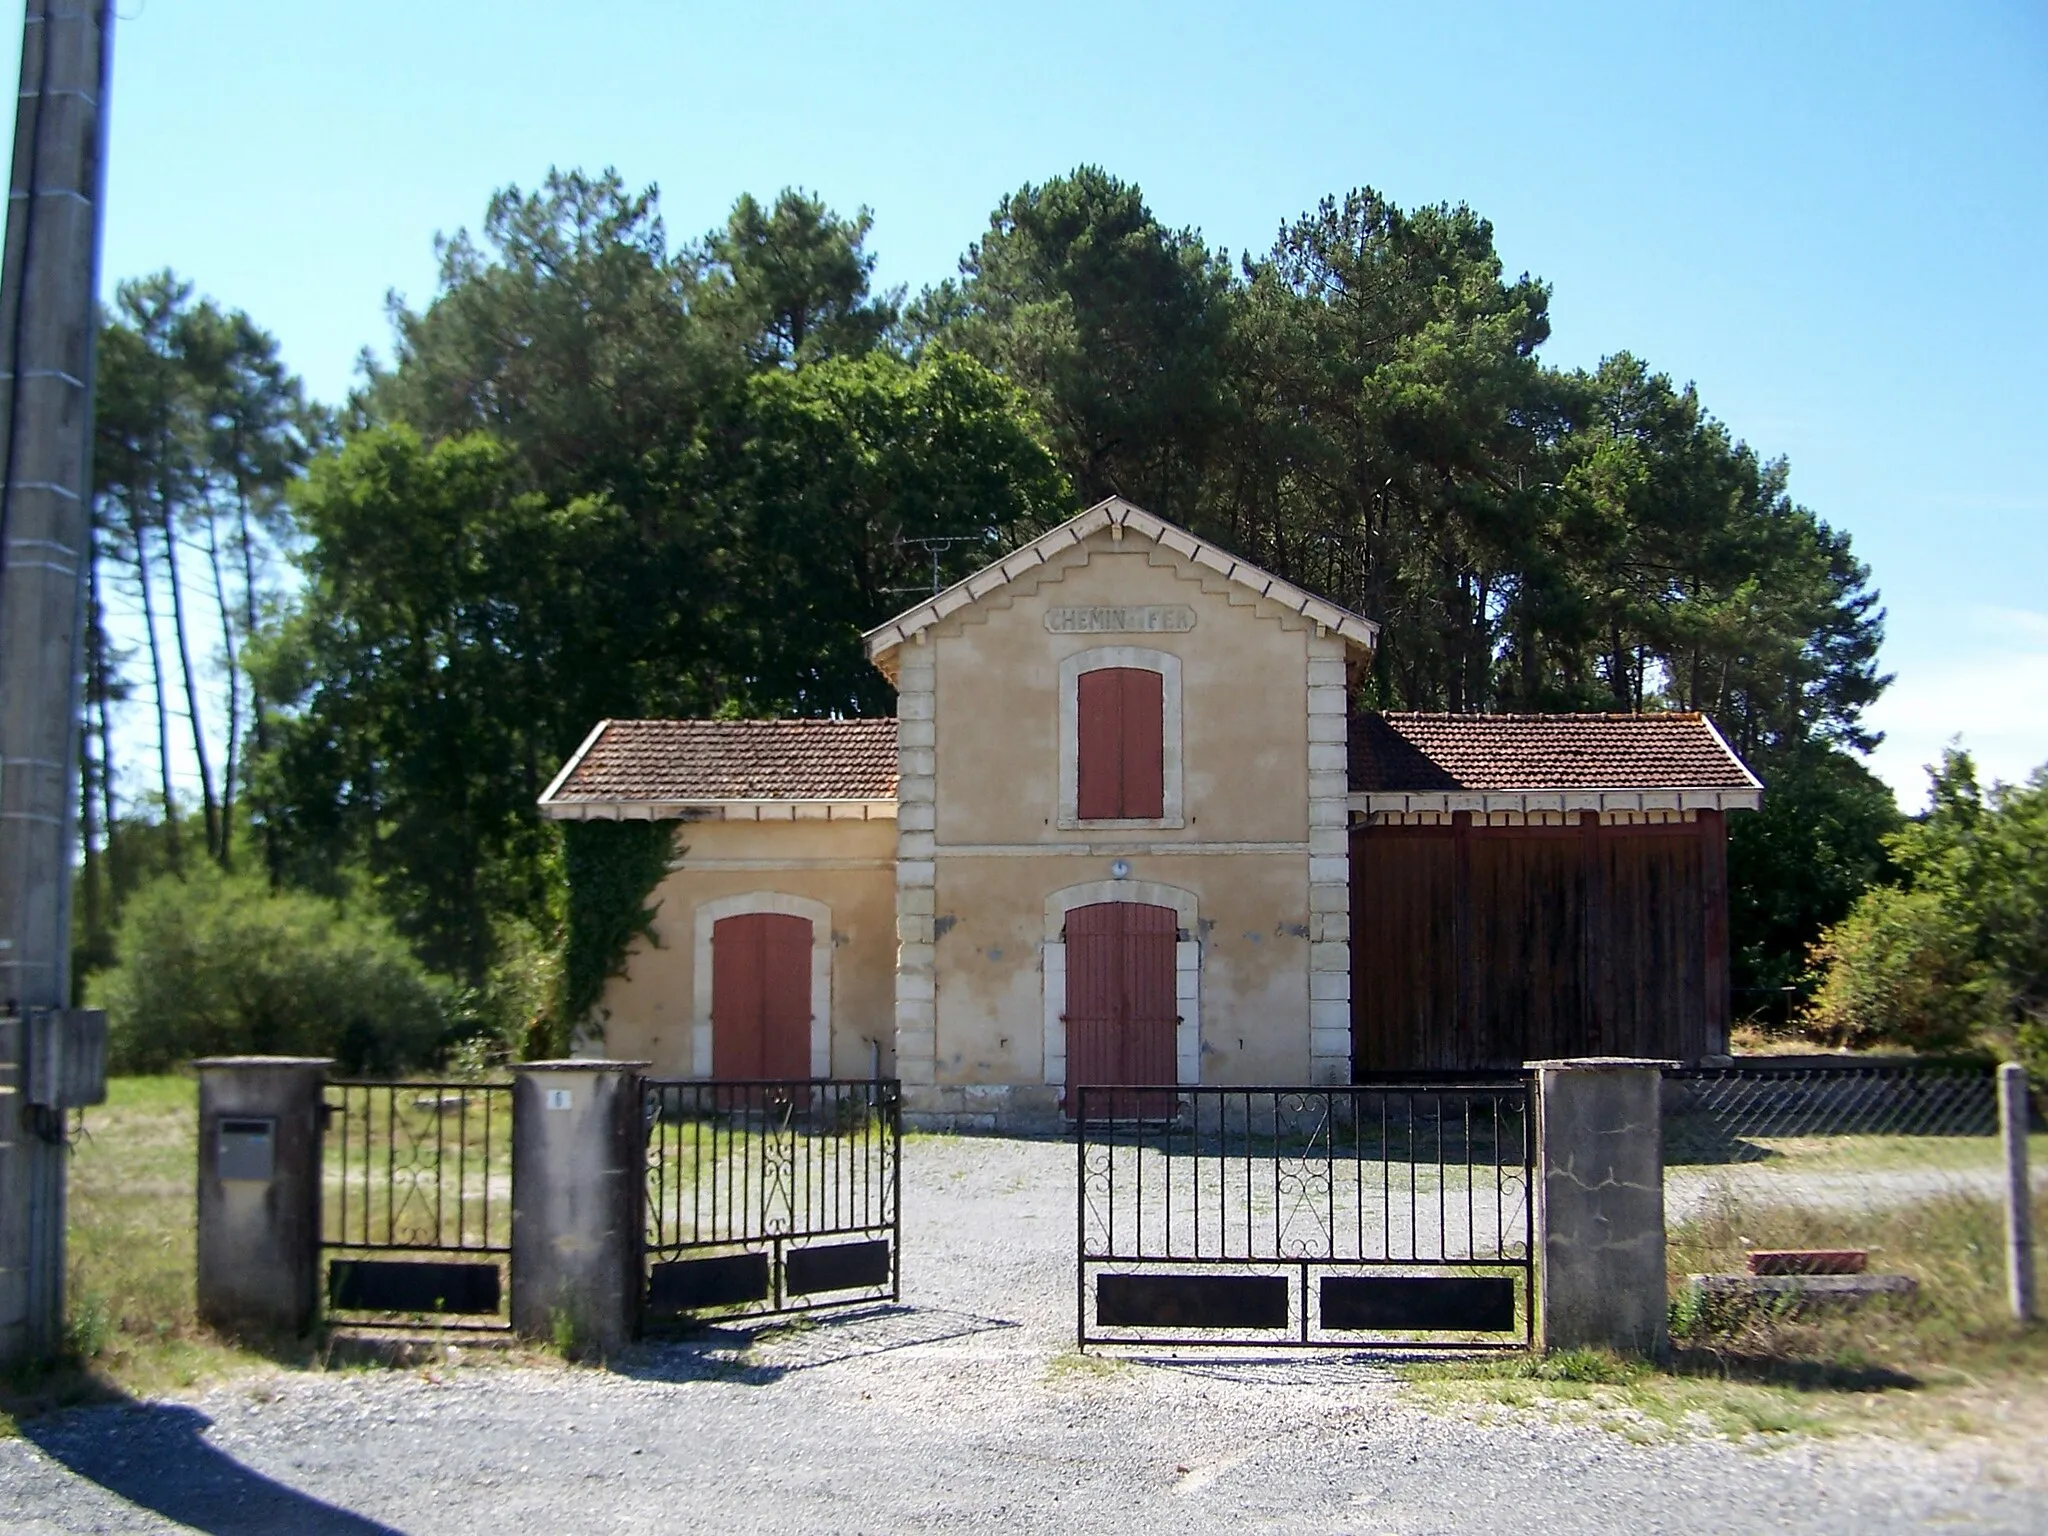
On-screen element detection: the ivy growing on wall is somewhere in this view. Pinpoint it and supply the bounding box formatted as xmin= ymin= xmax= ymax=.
xmin=558 ymin=819 xmax=679 ymax=1052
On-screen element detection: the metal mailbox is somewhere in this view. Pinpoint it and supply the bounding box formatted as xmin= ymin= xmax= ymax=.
xmin=217 ymin=1117 xmax=278 ymax=1182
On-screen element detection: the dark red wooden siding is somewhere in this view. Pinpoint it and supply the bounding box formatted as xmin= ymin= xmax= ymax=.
xmin=1351 ymin=812 xmax=1730 ymax=1073
xmin=1075 ymin=667 xmax=1164 ymax=820
xmin=1065 ymin=901 xmax=1178 ymax=1097
xmin=710 ymin=912 xmax=812 ymax=1078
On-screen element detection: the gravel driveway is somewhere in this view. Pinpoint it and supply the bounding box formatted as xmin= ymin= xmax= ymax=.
xmin=4 ymin=1134 xmax=2043 ymax=1535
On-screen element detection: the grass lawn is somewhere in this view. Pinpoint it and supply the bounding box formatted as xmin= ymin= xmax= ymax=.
xmin=1 ymin=1075 xmax=288 ymax=1431
xmin=1407 ymin=1181 xmax=2048 ymax=1445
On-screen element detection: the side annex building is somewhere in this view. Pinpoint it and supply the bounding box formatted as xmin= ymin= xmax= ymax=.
xmin=540 ymin=498 xmax=1762 ymax=1127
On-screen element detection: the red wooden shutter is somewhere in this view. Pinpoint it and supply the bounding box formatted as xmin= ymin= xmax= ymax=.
xmin=711 ymin=912 xmax=813 ymax=1078
xmin=757 ymin=915 xmax=813 ymax=1079
xmin=1065 ymin=901 xmax=1179 ymax=1113
xmin=710 ymin=915 xmax=764 ymax=1078
xmin=1118 ymin=668 xmax=1165 ymax=819
xmin=1076 ymin=666 xmax=1165 ymax=819
xmin=1076 ymin=668 xmax=1122 ymax=819
xmin=1065 ymin=902 xmax=1123 ymax=1092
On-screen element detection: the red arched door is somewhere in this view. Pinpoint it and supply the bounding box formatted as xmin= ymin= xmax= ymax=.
xmin=710 ymin=912 xmax=812 ymax=1079
xmin=1064 ymin=901 xmax=1178 ymax=1111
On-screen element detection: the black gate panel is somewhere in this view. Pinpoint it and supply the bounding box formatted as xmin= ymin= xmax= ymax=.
xmin=329 ymin=1259 xmax=502 ymax=1315
xmin=1097 ymin=1273 xmax=1288 ymax=1330
xmin=644 ymin=1078 xmax=900 ymax=1324
xmin=648 ymin=1253 xmax=771 ymax=1312
xmin=1320 ymin=1274 xmax=1516 ymax=1332
xmin=1077 ymin=1082 xmax=1532 ymax=1349
xmin=785 ymin=1239 xmax=892 ymax=1296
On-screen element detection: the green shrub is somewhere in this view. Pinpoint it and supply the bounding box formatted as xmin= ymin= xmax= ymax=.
xmin=90 ymin=865 xmax=451 ymax=1073
xmin=1804 ymin=750 xmax=2047 ymax=1080
xmin=1803 ymin=884 xmax=1988 ymax=1052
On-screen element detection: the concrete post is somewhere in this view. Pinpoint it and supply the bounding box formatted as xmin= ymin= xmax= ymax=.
xmin=0 ymin=0 xmax=116 ymax=1371
xmin=511 ymin=1061 xmax=647 ymax=1357
xmin=2000 ymin=1063 xmax=2035 ymax=1322
xmin=1528 ymin=1057 xmax=1675 ymax=1358
xmin=194 ymin=1057 xmax=329 ymax=1339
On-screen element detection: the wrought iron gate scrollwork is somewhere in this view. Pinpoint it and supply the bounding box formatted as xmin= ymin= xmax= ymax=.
xmin=321 ymin=1079 xmax=513 ymax=1326
xmin=643 ymin=1078 xmax=901 ymax=1323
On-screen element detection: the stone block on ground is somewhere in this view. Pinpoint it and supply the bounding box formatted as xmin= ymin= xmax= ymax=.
xmin=1688 ymin=1272 xmax=1917 ymax=1311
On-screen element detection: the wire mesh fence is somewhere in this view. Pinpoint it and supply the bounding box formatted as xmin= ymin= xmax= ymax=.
xmin=1663 ymin=1061 xmax=2043 ymax=1314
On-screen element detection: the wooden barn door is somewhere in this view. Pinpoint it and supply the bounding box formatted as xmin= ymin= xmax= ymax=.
xmin=710 ymin=912 xmax=813 ymax=1079
xmin=1065 ymin=901 xmax=1178 ymax=1113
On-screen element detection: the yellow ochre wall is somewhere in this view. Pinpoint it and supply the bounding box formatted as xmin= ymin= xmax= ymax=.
xmin=594 ymin=817 xmax=898 ymax=1078
xmin=919 ymin=533 xmax=1321 ymax=1089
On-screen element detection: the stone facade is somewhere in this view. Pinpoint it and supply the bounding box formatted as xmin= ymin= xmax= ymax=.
xmin=539 ymin=498 xmax=1757 ymax=1120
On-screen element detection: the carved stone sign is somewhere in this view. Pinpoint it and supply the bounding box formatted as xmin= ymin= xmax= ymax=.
xmin=1044 ymin=604 xmax=1197 ymax=635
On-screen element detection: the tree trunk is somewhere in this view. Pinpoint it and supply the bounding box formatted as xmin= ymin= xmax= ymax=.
xmin=159 ymin=477 xmax=220 ymax=860
xmin=205 ymin=489 xmax=239 ymax=868
xmin=129 ymin=503 xmax=180 ymax=865
xmin=233 ymin=479 xmax=282 ymax=887
xmin=76 ymin=553 xmax=105 ymax=995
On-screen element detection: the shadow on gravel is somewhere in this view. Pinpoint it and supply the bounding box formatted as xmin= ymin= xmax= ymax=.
xmin=1669 ymin=1347 xmax=1922 ymax=1393
xmin=625 ymin=1303 xmax=1021 ymax=1385
xmin=1113 ymin=1351 xmax=1407 ymax=1388
xmin=23 ymin=1401 xmax=403 ymax=1536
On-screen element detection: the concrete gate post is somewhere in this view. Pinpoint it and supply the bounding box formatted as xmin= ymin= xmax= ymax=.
xmin=1526 ymin=1057 xmax=1675 ymax=1358
xmin=194 ymin=1057 xmax=331 ymax=1339
xmin=511 ymin=1061 xmax=648 ymax=1356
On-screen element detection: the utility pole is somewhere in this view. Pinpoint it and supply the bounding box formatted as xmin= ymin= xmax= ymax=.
xmin=0 ymin=0 xmax=114 ymax=1368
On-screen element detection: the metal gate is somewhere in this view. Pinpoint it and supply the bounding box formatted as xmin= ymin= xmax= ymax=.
xmin=1077 ymin=1081 xmax=1532 ymax=1349
xmin=321 ymin=1079 xmax=513 ymax=1327
xmin=642 ymin=1077 xmax=900 ymax=1323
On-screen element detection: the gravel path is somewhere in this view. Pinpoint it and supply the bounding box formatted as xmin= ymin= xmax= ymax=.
xmin=4 ymin=1134 xmax=2043 ymax=1535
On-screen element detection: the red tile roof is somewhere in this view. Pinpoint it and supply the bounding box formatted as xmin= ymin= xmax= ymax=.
xmin=544 ymin=718 xmax=898 ymax=805
xmin=1348 ymin=712 xmax=1759 ymax=793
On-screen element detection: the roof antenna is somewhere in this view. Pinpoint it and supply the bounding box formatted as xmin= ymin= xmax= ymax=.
xmin=885 ymin=534 xmax=968 ymax=597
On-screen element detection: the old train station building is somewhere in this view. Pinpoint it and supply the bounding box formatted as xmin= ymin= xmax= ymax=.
xmin=540 ymin=498 xmax=1761 ymax=1126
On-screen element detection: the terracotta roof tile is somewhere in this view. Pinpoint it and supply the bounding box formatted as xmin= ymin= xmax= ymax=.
xmin=1348 ymin=712 xmax=1758 ymax=793
xmin=546 ymin=718 xmax=897 ymax=804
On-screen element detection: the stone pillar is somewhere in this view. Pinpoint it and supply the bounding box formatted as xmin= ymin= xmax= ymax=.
xmin=892 ymin=638 xmax=939 ymax=1110
xmin=1527 ymin=1057 xmax=1674 ymax=1358
xmin=194 ymin=1057 xmax=330 ymax=1339
xmin=1304 ymin=632 xmax=1353 ymax=1085
xmin=511 ymin=1061 xmax=647 ymax=1356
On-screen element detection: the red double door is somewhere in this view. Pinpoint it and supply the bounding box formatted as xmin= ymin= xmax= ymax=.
xmin=710 ymin=913 xmax=812 ymax=1079
xmin=1064 ymin=901 xmax=1179 ymax=1112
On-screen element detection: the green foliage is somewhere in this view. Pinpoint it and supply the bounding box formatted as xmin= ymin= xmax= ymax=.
xmin=698 ymin=349 xmax=1069 ymax=715
xmin=251 ymin=427 xmax=569 ymax=981
xmin=919 ymin=172 xmax=1887 ymax=763
xmin=89 ymin=273 xmax=322 ymax=884
xmin=700 ymin=188 xmax=900 ymax=366
xmin=214 ymin=165 xmax=1896 ymax=1020
xmin=559 ymin=820 xmax=677 ymax=1055
xmin=88 ymin=864 xmax=450 ymax=1073
xmin=1728 ymin=743 xmax=1902 ymax=1003
xmin=914 ymin=165 xmax=1231 ymax=515
xmin=258 ymin=175 xmax=1067 ymax=981
xmin=1807 ymin=751 xmax=2048 ymax=1075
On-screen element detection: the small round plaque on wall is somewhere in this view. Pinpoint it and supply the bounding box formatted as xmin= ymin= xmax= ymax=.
xmin=1109 ymin=859 xmax=1132 ymax=880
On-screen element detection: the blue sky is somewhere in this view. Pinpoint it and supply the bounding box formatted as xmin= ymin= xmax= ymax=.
xmin=70 ymin=0 xmax=2048 ymax=806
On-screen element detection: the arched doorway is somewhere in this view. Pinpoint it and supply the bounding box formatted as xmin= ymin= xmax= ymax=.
xmin=710 ymin=912 xmax=813 ymax=1079
xmin=1064 ymin=900 xmax=1178 ymax=1108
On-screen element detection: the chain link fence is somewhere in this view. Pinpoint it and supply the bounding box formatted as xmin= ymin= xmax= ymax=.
xmin=1663 ymin=1061 xmax=2041 ymax=1327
